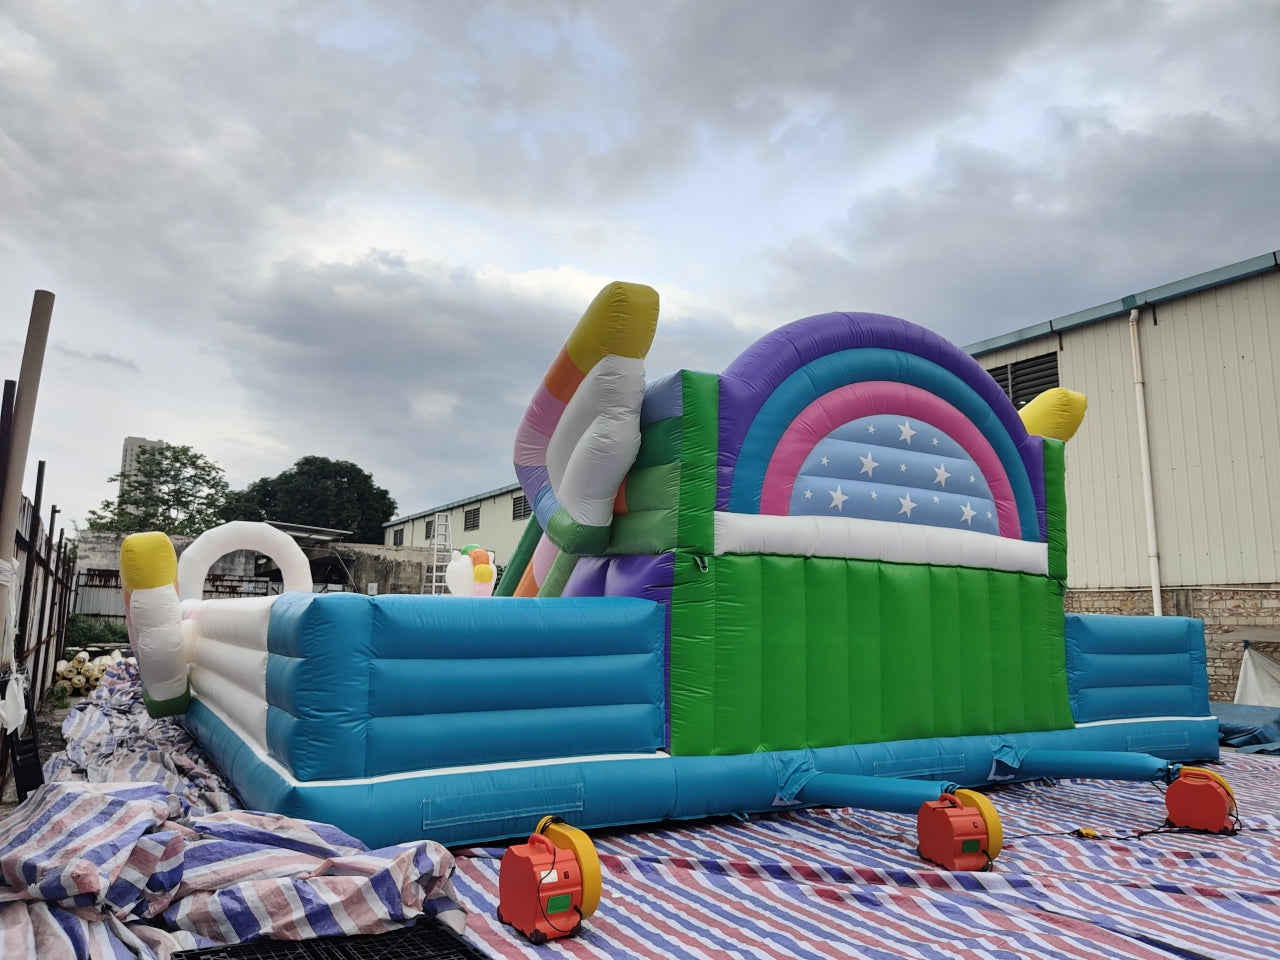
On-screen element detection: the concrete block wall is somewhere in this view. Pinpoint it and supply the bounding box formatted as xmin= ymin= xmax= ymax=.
xmin=1065 ymin=585 xmax=1280 ymax=702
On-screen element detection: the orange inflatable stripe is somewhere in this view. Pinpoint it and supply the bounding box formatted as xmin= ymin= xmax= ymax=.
xmin=544 ymin=348 xmax=586 ymax=404
xmin=513 ymin=563 xmax=540 ymax=598
xmin=613 ymin=477 xmax=629 ymax=515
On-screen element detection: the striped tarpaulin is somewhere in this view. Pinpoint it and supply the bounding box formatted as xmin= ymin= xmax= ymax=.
xmin=43 ymin=662 xmax=242 ymax=814
xmin=0 ymin=780 xmax=465 ymax=958
xmin=452 ymin=752 xmax=1280 ymax=959
xmin=0 ymin=664 xmax=465 ymax=959
xmin=10 ymin=663 xmax=1280 ymax=958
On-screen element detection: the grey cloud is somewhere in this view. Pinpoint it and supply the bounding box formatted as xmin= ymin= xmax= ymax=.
xmin=753 ymin=108 xmax=1280 ymax=346
xmin=7 ymin=0 xmax=1271 ymax=325
xmin=215 ymin=253 xmax=574 ymax=503
xmin=52 ymin=344 xmax=141 ymax=372
xmin=4 ymin=0 xmax=1278 ymax=525
xmin=215 ymin=254 xmax=772 ymax=510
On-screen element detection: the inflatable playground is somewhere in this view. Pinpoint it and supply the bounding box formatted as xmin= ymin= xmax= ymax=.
xmin=121 ymin=282 xmax=1234 ymax=884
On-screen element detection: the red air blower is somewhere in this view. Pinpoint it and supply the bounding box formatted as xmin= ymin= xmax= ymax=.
xmin=917 ymin=789 xmax=1003 ymax=871
xmin=498 ymin=817 xmax=601 ymax=944
xmin=1165 ymin=767 xmax=1236 ymax=834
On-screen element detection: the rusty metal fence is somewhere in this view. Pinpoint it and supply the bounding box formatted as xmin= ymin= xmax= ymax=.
xmin=74 ymin=570 xmax=288 ymax=625
xmin=0 ymin=463 xmax=75 ymax=800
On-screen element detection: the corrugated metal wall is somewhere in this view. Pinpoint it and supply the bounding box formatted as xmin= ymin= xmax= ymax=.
xmin=976 ymin=268 xmax=1280 ymax=589
xmin=1139 ymin=270 xmax=1280 ymax=586
xmin=1057 ymin=318 xmax=1149 ymax=588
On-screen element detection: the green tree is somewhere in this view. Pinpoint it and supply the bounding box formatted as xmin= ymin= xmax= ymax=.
xmin=86 ymin=443 xmax=230 ymax=536
xmin=223 ymin=456 xmax=396 ymax=543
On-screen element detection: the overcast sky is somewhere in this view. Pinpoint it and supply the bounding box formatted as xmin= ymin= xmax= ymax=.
xmin=3 ymin=0 xmax=1278 ymax=539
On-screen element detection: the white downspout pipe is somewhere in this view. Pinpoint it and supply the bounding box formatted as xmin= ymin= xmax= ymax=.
xmin=1128 ymin=307 xmax=1162 ymax=616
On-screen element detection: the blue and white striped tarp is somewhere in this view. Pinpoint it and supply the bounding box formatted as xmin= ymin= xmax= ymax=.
xmin=0 ymin=665 xmax=464 ymax=959
xmin=7 ymin=664 xmax=1280 ymax=959
xmin=452 ymin=751 xmax=1280 ymax=959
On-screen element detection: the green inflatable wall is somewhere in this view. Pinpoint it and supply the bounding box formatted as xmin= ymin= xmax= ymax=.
xmin=658 ymin=373 xmax=1074 ymax=757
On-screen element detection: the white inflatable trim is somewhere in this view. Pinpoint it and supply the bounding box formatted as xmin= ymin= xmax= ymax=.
xmin=178 ymin=521 xmax=312 ymax=601
xmin=129 ymin=586 xmax=188 ymax=702
xmin=714 ymin=511 xmax=1049 ymax=576
xmin=192 ymin=639 xmax=269 ymax=700
xmin=218 ymin=719 xmax=668 ymax=789
xmin=190 ymin=667 xmax=269 ymax=750
xmin=189 ymin=595 xmax=275 ymax=650
xmin=546 ymin=355 xmax=646 ymax=527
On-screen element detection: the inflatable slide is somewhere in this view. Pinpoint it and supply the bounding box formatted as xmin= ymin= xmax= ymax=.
xmin=121 ymin=282 xmax=1225 ymax=861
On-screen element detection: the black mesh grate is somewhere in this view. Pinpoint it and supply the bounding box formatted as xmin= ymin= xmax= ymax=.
xmin=172 ymin=918 xmax=494 ymax=960
xmin=984 ymin=351 xmax=1059 ymax=408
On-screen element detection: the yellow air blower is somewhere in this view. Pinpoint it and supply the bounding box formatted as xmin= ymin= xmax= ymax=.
xmin=498 ymin=817 xmax=601 ymax=944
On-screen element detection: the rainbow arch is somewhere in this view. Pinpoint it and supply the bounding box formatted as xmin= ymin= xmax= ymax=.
xmin=719 ymin=312 xmax=1046 ymax=542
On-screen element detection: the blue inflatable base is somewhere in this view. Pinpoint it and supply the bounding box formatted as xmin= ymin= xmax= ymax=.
xmin=185 ymin=700 xmax=1218 ymax=848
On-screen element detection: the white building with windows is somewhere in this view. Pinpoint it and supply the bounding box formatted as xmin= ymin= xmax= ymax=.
xmin=382 ymin=482 xmax=532 ymax=574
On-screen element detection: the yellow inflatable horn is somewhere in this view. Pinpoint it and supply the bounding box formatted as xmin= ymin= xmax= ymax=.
xmin=1019 ymin=387 xmax=1087 ymax=441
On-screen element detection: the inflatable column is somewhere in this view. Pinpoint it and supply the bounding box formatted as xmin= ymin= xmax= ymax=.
xmin=120 ymin=531 xmax=190 ymax=717
xmin=510 ymin=281 xmax=659 ymax=596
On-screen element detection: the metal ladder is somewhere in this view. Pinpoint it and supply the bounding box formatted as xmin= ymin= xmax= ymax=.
xmin=420 ymin=512 xmax=452 ymax=594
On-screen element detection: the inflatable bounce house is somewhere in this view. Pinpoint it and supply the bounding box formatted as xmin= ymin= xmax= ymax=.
xmin=121 ymin=282 xmax=1230 ymax=866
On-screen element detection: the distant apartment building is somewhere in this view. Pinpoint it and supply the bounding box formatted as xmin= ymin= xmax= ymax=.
xmin=119 ymin=436 xmax=165 ymax=498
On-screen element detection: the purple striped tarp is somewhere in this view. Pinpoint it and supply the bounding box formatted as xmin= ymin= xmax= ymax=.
xmin=0 ymin=781 xmax=464 ymax=958
xmin=452 ymin=751 xmax=1280 ymax=959
xmin=10 ymin=662 xmax=1280 ymax=959
xmin=0 ymin=663 xmax=464 ymax=959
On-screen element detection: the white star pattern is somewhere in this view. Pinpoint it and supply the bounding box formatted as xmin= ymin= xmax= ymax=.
xmin=829 ymin=486 xmax=848 ymax=511
xmin=791 ymin=423 xmax=993 ymax=532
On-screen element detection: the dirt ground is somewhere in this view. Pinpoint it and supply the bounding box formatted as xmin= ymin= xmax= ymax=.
xmin=0 ymin=701 xmax=70 ymax=819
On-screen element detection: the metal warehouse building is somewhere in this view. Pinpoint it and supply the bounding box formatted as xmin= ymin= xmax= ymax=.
xmin=968 ymin=250 xmax=1280 ymax=699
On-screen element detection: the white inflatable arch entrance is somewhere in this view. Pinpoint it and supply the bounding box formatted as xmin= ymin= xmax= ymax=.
xmin=178 ymin=521 xmax=313 ymax=600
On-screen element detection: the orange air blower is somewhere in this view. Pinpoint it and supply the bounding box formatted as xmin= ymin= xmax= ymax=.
xmin=917 ymin=789 xmax=1003 ymax=871
xmin=1165 ymin=767 xmax=1236 ymax=834
xmin=498 ymin=817 xmax=601 ymax=944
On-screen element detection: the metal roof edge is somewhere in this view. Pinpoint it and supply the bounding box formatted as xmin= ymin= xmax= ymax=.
xmin=966 ymin=250 xmax=1279 ymax=355
xmin=1049 ymin=299 xmax=1129 ymax=334
xmin=384 ymin=482 xmax=522 ymax=527
xmin=965 ymin=321 xmax=1055 ymax=357
xmin=1128 ymin=251 xmax=1278 ymax=307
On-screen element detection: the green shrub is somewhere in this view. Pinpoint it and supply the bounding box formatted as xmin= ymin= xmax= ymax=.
xmin=49 ymin=683 xmax=71 ymax=709
xmin=65 ymin=614 xmax=130 ymax=650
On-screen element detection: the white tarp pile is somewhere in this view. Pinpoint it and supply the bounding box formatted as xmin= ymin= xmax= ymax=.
xmin=1236 ymin=645 xmax=1280 ymax=708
